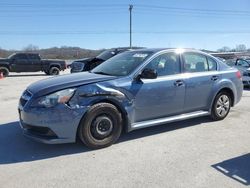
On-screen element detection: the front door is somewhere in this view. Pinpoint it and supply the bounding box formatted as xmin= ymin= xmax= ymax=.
xmin=131 ymin=52 xmax=185 ymax=123
xmin=11 ymin=54 xmax=30 ymax=72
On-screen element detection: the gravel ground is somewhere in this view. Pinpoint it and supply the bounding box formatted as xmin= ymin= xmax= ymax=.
xmin=0 ymin=70 xmax=249 ymax=188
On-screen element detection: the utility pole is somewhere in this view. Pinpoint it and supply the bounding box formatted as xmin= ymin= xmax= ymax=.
xmin=129 ymin=4 xmax=133 ymax=48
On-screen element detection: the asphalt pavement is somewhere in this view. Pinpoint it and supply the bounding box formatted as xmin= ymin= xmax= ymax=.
xmin=0 ymin=70 xmax=249 ymax=188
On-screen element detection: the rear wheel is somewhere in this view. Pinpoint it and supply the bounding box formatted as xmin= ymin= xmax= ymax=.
xmin=0 ymin=67 xmax=9 ymax=77
xmin=211 ymin=92 xmax=231 ymax=120
xmin=78 ymin=103 xmax=122 ymax=149
xmin=49 ymin=67 xmax=60 ymax=75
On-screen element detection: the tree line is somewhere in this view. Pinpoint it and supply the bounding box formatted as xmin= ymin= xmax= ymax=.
xmin=0 ymin=45 xmax=104 ymax=59
xmin=217 ymin=44 xmax=250 ymax=53
xmin=0 ymin=44 xmax=250 ymax=59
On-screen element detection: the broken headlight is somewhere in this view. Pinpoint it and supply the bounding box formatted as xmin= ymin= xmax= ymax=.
xmin=33 ymin=88 xmax=76 ymax=108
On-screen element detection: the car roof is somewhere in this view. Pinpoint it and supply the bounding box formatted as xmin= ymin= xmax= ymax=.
xmin=15 ymin=52 xmax=39 ymax=55
xmin=126 ymin=48 xmax=206 ymax=54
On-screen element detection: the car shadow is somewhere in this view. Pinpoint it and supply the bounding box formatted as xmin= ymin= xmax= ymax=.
xmin=0 ymin=117 xmax=212 ymax=165
xmin=212 ymin=154 xmax=250 ymax=186
xmin=7 ymin=74 xmax=48 ymax=77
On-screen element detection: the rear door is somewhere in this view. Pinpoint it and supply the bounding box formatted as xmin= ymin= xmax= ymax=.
xmin=28 ymin=54 xmax=41 ymax=72
xmin=181 ymin=52 xmax=219 ymax=112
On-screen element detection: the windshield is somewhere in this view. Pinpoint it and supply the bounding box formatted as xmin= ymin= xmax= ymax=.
xmin=8 ymin=53 xmax=16 ymax=59
xmin=91 ymin=51 xmax=153 ymax=76
xmin=96 ymin=50 xmax=116 ymax=61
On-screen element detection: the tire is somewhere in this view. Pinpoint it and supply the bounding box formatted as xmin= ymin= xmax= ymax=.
xmin=0 ymin=67 xmax=9 ymax=77
xmin=78 ymin=103 xmax=123 ymax=149
xmin=210 ymin=92 xmax=232 ymax=121
xmin=49 ymin=67 xmax=60 ymax=75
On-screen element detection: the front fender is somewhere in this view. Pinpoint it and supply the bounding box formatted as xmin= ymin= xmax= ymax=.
xmin=69 ymin=83 xmax=134 ymax=131
xmin=49 ymin=63 xmax=61 ymax=69
xmin=0 ymin=62 xmax=10 ymax=67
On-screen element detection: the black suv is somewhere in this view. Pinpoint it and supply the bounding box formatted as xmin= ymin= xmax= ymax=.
xmin=70 ymin=48 xmax=133 ymax=73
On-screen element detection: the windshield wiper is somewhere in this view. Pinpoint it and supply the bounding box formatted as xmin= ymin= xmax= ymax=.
xmin=91 ymin=71 xmax=112 ymax=76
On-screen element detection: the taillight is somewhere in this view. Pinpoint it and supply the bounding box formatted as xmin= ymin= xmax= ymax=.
xmin=236 ymin=70 xmax=242 ymax=80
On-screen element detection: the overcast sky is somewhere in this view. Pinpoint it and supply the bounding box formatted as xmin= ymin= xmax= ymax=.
xmin=0 ymin=0 xmax=250 ymax=50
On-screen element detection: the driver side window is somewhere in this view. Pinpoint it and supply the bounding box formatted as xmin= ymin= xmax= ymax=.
xmin=144 ymin=52 xmax=180 ymax=77
xmin=14 ymin=54 xmax=28 ymax=62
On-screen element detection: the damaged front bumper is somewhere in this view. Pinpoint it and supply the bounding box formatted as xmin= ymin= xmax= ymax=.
xmin=18 ymin=103 xmax=88 ymax=144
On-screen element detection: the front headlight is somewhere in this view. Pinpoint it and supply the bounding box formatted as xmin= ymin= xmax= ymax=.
xmin=34 ymin=88 xmax=76 ymax=108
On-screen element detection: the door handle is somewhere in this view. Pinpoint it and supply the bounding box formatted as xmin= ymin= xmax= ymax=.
xmin=211 ymin=75 xmax=219 ymax=81
xmin=174 ymin=80 xmax=184 ymax=87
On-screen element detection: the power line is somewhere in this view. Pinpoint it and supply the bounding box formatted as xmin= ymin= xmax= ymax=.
xmin=136 ymin=4 xmax=250 ymax=15
xmin=0 ymin=3 xmax=249 ymax=16
xmin=0 ymin=3 xmax=127 ymax=7
xmin=0 ymin=30 xmax=249 ymax=35
xmin=134 ymin=10 xmax=250 ymax=19
xmin=135 ymin=10 xmax=250 ymax=17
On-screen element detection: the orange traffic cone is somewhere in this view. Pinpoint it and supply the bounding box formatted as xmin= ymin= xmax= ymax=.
xmin=0 ymin=72 xmax=4 ymax=79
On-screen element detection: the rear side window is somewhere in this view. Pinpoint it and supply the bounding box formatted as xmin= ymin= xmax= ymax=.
xmin=28 ymin=54 xmax=40 ymax=60
xmin=183 ymin=53 xmax=217 ymax=72
xmin=183 ymin=53 xmax=208 ymax=72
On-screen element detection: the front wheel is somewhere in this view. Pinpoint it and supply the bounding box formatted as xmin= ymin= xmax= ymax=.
xmin=78 ymin=103 xmax=122 ymax=149
xmin=0 ymin=67 xmax=9 ymax=77
xmin=210 ymin=92 xmax=232 ymax=121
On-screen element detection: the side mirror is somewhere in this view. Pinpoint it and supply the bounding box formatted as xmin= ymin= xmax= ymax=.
xmin=140 ymin=68 xmax=157 ymax=79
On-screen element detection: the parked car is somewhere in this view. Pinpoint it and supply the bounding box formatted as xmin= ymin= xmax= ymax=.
xmin=237 ymin=59 xmax=250 ymax=87
xmin=18 ymin=48 xmax=243 ymax=149
xmin=226 ymin=58 xmax=250 ymax=87
xmin=0 ymin=53 xmax=67 ymax=77
xmin=70 ymin=48 xmax=133 ymax=73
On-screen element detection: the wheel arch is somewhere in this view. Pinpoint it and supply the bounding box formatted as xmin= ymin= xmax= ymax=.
xmin=210 ymin=87 xmax=235 ymax=111
xmin=0 ymin=64 xmax=10 ymax=70
xmin=0 ymin=65 xmax=10 ymax=76
xmin=49 ymin=64 xmax=61 ymax=70
xmin=76 ymin=98 xmax=130 ymax=141
xmin=91 ymin=98 xmax=129 ymax=132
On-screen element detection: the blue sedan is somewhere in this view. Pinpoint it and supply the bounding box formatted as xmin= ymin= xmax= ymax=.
xmin=18 ymin=48 xmax=243 ymax=149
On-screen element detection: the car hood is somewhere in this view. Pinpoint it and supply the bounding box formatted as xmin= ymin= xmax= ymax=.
xmin=77 ymin=57 xmax=93 ymax=63
xmin=27 ymin=72 xmax=116 ymax=97
xmin=0 ymin=58 xmax=9 ymax=62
